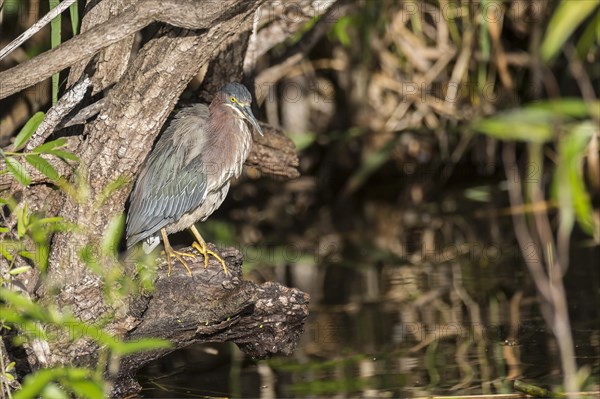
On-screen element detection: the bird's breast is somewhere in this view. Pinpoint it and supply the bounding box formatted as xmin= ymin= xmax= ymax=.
xmin=207 ymin=124 xmax=252 ymax=186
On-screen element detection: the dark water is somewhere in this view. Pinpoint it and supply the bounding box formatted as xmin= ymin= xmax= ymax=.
xmin=138 ymin=238 xmax=600 ymax=398
xmin=138 ymin=144 xmax=600 ymax=397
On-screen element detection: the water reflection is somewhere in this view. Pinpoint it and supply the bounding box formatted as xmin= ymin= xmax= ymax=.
xmin=140 ymin=240 xmax=599 ymax=397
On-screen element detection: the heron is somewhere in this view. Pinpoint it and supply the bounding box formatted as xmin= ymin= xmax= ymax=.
xmin=126 ymin=83 xmax=263 ymax=275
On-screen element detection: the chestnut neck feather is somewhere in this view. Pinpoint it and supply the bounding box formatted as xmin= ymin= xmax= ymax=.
xmin=201 ymin=99 xmax=253 ymax=185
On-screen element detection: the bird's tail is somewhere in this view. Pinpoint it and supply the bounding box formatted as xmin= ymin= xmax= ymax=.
xmin=142 ymin=235 xmax=161 ymax=254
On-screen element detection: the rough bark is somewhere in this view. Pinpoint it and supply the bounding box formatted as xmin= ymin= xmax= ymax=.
xmin=0 ymin=0 xmax=248 ymax=99
xmin=127 ymin=251 xmax=308 ymax=359
xmin=114 ymin=247 xmax=308 ymax=395
xmin=66 ymin=0 xmax=137 ymax=92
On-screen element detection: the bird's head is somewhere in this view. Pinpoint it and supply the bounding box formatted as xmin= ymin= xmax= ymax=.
xmin=215 ymin=82 xmax=263 ymax=136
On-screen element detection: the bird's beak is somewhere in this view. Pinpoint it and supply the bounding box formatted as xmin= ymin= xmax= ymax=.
xmin=241 ymin=104 xmax=264 ymax=136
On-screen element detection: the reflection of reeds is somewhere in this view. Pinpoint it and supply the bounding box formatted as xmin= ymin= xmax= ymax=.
xmin=250 ymin=1 xmax=597 ymax=396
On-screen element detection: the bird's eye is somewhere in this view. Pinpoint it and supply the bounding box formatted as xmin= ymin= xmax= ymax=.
xmin=230 ymin=96 xmax=236 ymax=103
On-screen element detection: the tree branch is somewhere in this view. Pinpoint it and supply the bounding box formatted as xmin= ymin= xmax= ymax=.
xmin=0 ymin=0 xmax=249 ymax=100
xmin=111 ymin=248 xmax=309 ymax=396
xmin=0 ymin=0 xmax=77 ymax=61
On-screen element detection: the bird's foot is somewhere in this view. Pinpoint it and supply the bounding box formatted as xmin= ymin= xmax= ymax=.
xmin=192 ymin=241 xmax=229 ymax=275
xmin=163 ymin=248 xmax=195 ymax=277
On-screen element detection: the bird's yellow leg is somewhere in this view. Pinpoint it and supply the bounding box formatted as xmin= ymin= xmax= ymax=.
xmin=160 ymin=228 xmax=193 ymax=276
xmin=190 ymin=225 xmax=229 ymax=274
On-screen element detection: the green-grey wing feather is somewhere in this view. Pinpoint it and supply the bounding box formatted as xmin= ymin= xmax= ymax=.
xmin=126 ymin=105 xmax=209 ymax=247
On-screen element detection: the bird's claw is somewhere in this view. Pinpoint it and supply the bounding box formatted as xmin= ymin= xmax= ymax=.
xmin=162 ymin=249 xmax=194 ymax=277
xmin=192 ymin=241 xmax=229 ymax=275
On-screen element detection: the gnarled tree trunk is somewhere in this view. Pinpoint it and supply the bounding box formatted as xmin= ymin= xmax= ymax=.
xmin=0 ymin=0 xmax=341 ymax=395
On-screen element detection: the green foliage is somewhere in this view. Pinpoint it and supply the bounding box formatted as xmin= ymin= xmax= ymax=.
xmin=553 ymin=122 xmax=596 ymax=235
xmin=1 ymin=114 xmax=162 ymax=397
xmin=529 ymin=99 xmax=600 ymax=119
xmin=25 ymin=154 xmax=60 ymax=181
xmin=331 ymin=16 xmax=353 ymax=47
xmin=49 ymin=0 xmax=61 ymax=105
xmin=0 ymin=248 xmax=168 ymax=396
xmin=95 ymin=175 xmax=130 ymax=208
xmin=69 ymin=1 xmax=80 ymax=35
xmin=541 ymin=1 xmax=599 ymax=62
xmin=287 ymin=131 xmax=317 ymax=152
xmin=1 ymin=288 xmax=170 ymax=356
xmin=1 ymin=114 xmax=80 ymax=201
xmin=576 ymin=11 xmax=600 ymax=58
xmin=471 ymin=98 xmax=600 ymax=143
xmin=15 ymin=367 xmax=103 ymax=399
xmin=31 ymin=137 xmax=69 ymax=153
xmin=3 ymin=157 xmax=31 ymax=186
xmin=0 ymin=197 xmax=74 ymax=272
xmin=13 ymin=112 xmax=45 ymax=150
xmin=472 ymin=99 xmax=598 ymax=236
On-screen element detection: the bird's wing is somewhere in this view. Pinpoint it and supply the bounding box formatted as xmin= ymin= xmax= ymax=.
xmin=126 ymin=105 xmax=210 ymax=246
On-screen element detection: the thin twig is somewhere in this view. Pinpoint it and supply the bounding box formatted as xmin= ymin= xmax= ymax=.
xmin=243 ymin=5 xmax=262 ymax=74
xmin=254 ymin=0 xmax=351 ymax=103
xmin=445 ymin=29 xmax=473 ymax=115
xmin=0 ymin=0 xmax=244 ymax=100
xmin=25 ymin=75 xmax=91 ymax=151
xmin=502 ymin=143 xmax=552 ymax=302
xmin=0 ymin=0 xmax=77 ymax=61
xmin=59 ymin=98 xmax=106 ymax=129
xmin=503 ymin=143 xmax=579 ymax=398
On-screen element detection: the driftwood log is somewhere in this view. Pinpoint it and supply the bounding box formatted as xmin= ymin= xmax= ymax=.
xmin=0 ymin=0 xmax=345 ymax=395
xmin=114 ymin=247 xmax=310 ymax=396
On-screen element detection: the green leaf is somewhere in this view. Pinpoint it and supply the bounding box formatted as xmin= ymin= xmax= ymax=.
xmin=69 ymin=1 xmax=79 ymax=35
xmin=464 ymin=186 xmax=492 ymax=202
xmin=16 ymin=204 xmax=28 ymax=239
xmin=96 ymin=176 xmax=130 ymax=208
xmin=529 ymin=99 xmax=600 ymax=119
xmin=332 ymin=16 xmax=352 ymax=47
xmin=0 ymin=197 xmax=17 ymax=207
xmin=541 ymin=0 xmax=599 ymax=62
xmin=42 ymin=383 xmax=69 ymax=399
xmin=552 ymin=122 xmax=596 ymax=234
xmin=18 ymin=250 xmax=37 ymax=261
xmin=29 ymin=221 xmax=75 ymax=247
xmin=46 ymin=149 xmax=80 ymax=162
xmin=111 ymin=338 xmax=171 ymax=356
xmin=0 ymin=240 xmax=18 ymax=261
xmin=0 ymin=288 xmax=41 ymax=315
xmin=287 ymin=131 xmax=316 ymax=152
xmin=101 ymin=214 xmax=125 ymax=255
xmin=472 ymin=108 xmax=555 ymax=143
xmin=49 ymin=0 xmax=61 ymax=105
xmin=5 ymin=362 xmax=16 ymax=373
xmin=15 ymin=368 xmax=96 ymax=399
xmin=14 ymin=369 xmax=55 ymax=399
xmin=5 ymin=157 xmax=31 ymax=186
xmin=576 ymin=11 xmax=600 ymax=58
xmin=67 ymin=379 xmax=104 ymax=399
xmin=13 ymin=112 xmax=45 ymax=150
xmin=25 ymin=154 xmax=60 ymax=181
xmin=10 ymin=266 xmax=32 ymax=275
xmin=32 ymin=216 xmax=65 ymax=225
xmin=32 ymin=138 xmax=68 ymax=153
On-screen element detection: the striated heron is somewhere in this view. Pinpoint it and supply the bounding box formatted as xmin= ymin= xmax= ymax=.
xmin=126 ymin=83 xmax=263 ymax=275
